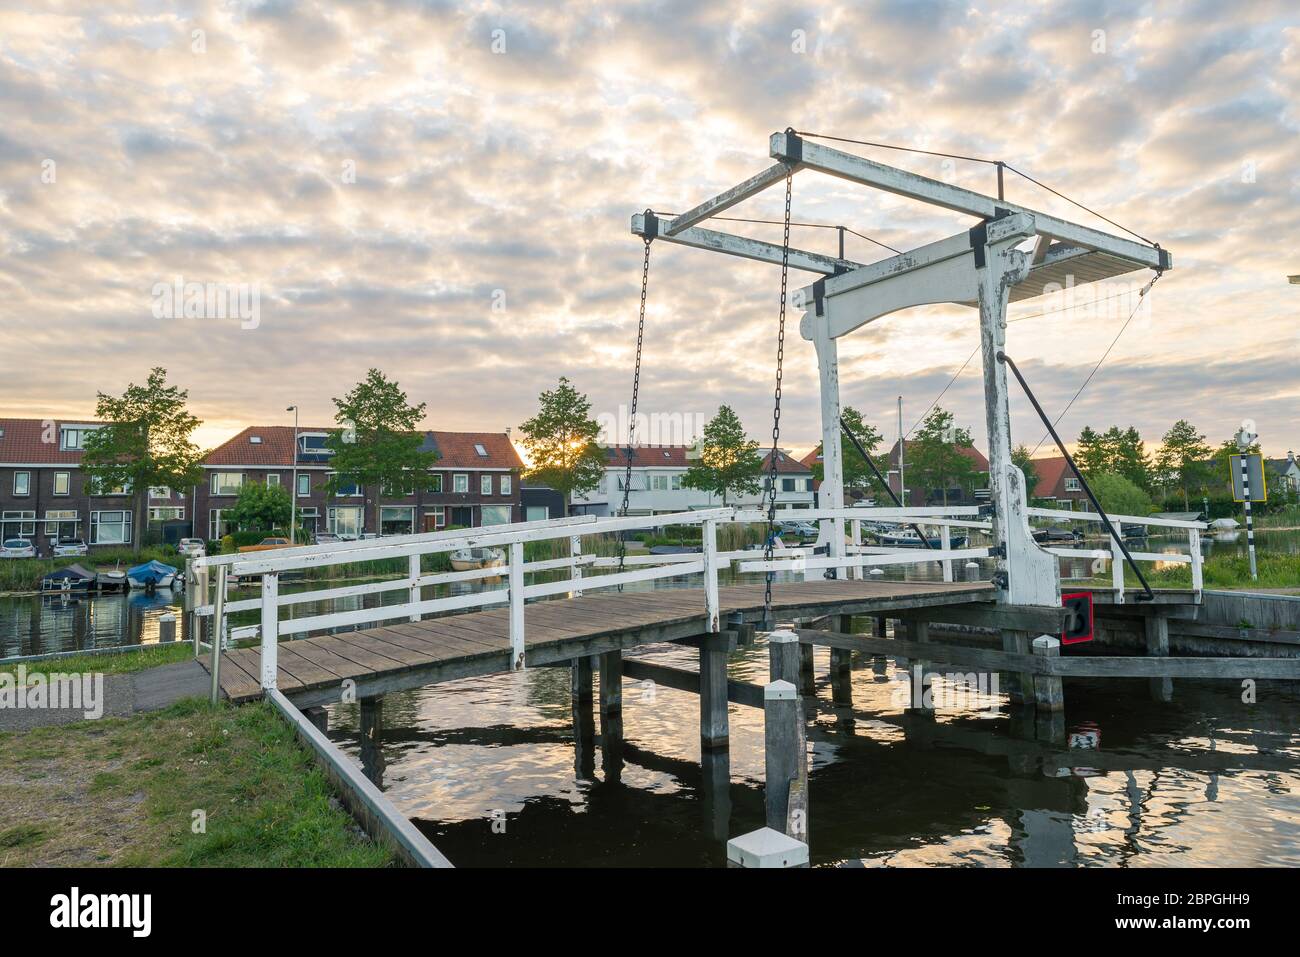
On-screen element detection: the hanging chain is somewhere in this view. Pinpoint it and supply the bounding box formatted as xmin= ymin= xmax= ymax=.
xmin=762 ymin=170 xmax=794 ymax=628
xmin=616 ymin=230 xmax=652 ymax=586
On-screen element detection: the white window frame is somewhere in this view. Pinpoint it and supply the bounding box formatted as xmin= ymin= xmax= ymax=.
xmin=209 ymin=509 xmax=229 ymax=540
xmin=2 ymin=510 xmax=36 ymax=538
xmin=149 ymin=486 xmax=171 ymax=499
xmin=429 ymin=473 xmax=443 ymax=493
xmin=90 ymin=509 xmax=131 ymax=545
xmin=53 ymin=472 xmax=70 ymax=496
xmin=480 ymin=504 xmax=511 ymax=527
xmin=500 ymin=474 xmax=512 ymax=495
xmin=44 ymin=510 xmax=80 ymax=536
xmin=328 ymin=506 xmax=364 ymax=539
xmin=480 ymin=474 xmax=492 ymax=496
xmin=266 ymin=474 xmax=281 ymax=488
xmin=149 ymin=506 xmax=185 ymax=522
xmin=454 ymin=473 xmax=469 ymax=493
xmin=210 ymin=472 xmax=244 ymax=497
xmin=60 ymin=426 xmax=96 ymax=451
xmin=379 ymin=505 xmax=415 ymax=536
xmin=13 ymin=471 xmax=30 ymax=496
xmin=297 ymin=473 xmax=311 ymax=497
xmin=426 ymin=506 xmax=446 ymax=529
xmin=89 ymin=477 xmax=131 ymax=496
xmin=1064 ymin=477 xmax=1082 ymax=492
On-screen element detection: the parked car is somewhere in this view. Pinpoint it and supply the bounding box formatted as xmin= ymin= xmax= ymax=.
xmin=177 ymin=538 xmax=206 ymax=557
xmin=1 ymin=538 xmax=37 ymax=559
xmin=313 ymin=532 xmax=340 ymax=545
xmin=237 ymin=537 xmax=292 ymax=553
xmin=51 ymin=538 xmax=88 ymax=557
xmin=780 ymin=520 xmax=819 ymax=538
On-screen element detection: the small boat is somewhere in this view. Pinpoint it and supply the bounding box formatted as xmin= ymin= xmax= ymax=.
xmin=1209 ymin=517 xmax=1240 ymax=531
xmin=449 ymin=547 xmax=505 ymax=572
xmin=1033 ymin=527 xmax=1083 ymax=544
xmin=127 ymin=560 xmax=179 ymax=589
xmin=95 ymin=567 xmax=128 ymax=592
xmin=41 ymin=564 xmax=95 ymax=592
xmin=875 ymin=527 xmax=967 ymax=549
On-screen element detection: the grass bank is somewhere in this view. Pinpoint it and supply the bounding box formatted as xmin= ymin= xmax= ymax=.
xmin=0 ymin=641 xmax=195 ymax=675
xmin=0 ymin=545 xmax=180 ymax=594
xmin=1099 ymin=552 xmax=1300 ymax=591
xmin=0 ymin=697 xmax=397 ymax=867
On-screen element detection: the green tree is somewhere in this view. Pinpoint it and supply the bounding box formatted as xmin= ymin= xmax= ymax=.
xmin=325 ymin=369 xmax=438 ymax=534
xmin=1089 ymin=471 xmax=1154 ymax=518
xmin=518 ymin=376 xmax=606 ymax=515
xmin=82 ymin=367 xmax=204 ymax=555
xmin=1074 ymin=425 xmax=1151 ymax=489
xmin=810 ymin=406 xmax=885 ymax=493
xmin=907 ymin=407 xmax=976 ymax=506
xmin=681 ymin=405 xmax=763 ymax=506
xmin=224 ymin=481 xmax=293 ymax=534
xmin=1012 ymin=444 xmax=1040 ymax=499
xmin=1154 ymin=419 xmax=1213 ymax=510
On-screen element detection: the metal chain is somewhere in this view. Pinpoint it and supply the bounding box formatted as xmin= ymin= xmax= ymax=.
xmin=762 ymin=170 xmax=793 ymax=628
xmin=616 ymin=231 xmax=652 ymax=587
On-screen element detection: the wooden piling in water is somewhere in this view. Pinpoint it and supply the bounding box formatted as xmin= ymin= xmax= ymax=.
xmin=1144 ymin=614 xmax=1173 ymax=702
xmin=830 ymin=614 xmax=853 ymax=706
xmin=798 ymin=641 xmax=816 ymax=696
xmin=1031 ymin=635 xmax=1064 ymax=713
xmin=1001 ymin=628 xmax=1031 ymax=704
xmin=769 ymin=629 xmax=800 ymax=685
xmin=700 ymin=632 xmax=732 ymax=750
xmin=764 ymin=679 xmax=806 ymax=835
xmin=598 ymin=651 xmax=623 ymax=780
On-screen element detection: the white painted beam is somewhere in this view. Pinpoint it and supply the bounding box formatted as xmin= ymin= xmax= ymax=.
xmin=631 ymin=214 xmax=861 ymax=276
xmin=770 ymin=132 xmax=1169 ymax=272
xmin=662 ymin=162 xmax=795 ymax=236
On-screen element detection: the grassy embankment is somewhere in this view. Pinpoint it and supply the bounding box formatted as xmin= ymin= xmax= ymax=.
xmin=0 ymin=697 xmax=397 ymax=867
xmin=1097 ymin=551 xmax=1300 ymax=591
xmin=0 ymin=641 xmax=195 ymax=677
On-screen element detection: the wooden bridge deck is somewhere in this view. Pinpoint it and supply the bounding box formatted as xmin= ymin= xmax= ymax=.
xmin=206 ymin=579 xmax=994 ymax=707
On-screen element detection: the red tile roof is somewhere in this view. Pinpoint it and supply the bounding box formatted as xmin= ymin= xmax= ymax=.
xmin=601 ymin=445 xmax=692 ymax=468
xmin=761 ymin=449 xmax=811 ymax=474
xmin=799 ymin=448 xmax=822 ymax=469
xmin=0 ymin=417 xmax=101 ymax=465
xmin=203 ymin=426 xmax=523 ymax=470
xmin=1030 ymin=455 xmax=1078 ymax=497
xmin=885 ymin=439 xmax=990 ymax=471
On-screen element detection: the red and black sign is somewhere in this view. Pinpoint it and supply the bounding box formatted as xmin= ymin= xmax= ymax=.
xmin=1060 ymin=591 xmax=1094 ymax=645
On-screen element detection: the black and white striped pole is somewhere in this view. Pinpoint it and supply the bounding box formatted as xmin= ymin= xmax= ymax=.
xmin=1236 ymin=425 xmax=1258 ymax=582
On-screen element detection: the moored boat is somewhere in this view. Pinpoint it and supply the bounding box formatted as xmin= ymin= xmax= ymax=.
xmin=127 ymin=559 xmax=179 ymax=589
xmin=41 ymin=564 xmax=95 ymax=592
xmin=449 ymin=547 xmax=505 ymax=572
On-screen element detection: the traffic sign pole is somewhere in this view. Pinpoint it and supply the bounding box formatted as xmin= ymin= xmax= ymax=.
xmin=1239 ymin=448 xmax=1258 ymax=582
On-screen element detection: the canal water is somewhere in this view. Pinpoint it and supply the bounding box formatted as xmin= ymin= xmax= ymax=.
xmin=2 ymin=528 xmax=1298 ymax=866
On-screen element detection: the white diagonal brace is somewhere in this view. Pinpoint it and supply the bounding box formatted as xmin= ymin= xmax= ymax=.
xmin=631 ymin=213 xmax=862 ymax=276
xmin=770 ymin=132 xmax=1170 ymax=272
xmin=662 ymin=162 xmax=795 ymax=236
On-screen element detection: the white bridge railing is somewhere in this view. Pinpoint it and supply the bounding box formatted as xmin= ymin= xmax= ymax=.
xmin=189 ymin=503 xmax=1203 ymax=690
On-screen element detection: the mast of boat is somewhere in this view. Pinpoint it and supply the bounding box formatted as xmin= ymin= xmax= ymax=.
xmin=897 ymin=396 xmax=905 ymax=507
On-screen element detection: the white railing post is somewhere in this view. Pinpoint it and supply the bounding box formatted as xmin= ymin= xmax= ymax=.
xmin=940 ymin=524 xmax=953 ymax=582
xmin=703 ymin=518 xmax=720 ymax=632
xmin=408 ymin=553 xmax=421 ymax=623
xmin=1189 ymin=527 xmax=1203 ymax=597
xmin=261 ymin=572 xmax=279 ymax=690
xmin=569 ymin=534 xmax=583 ymax=597
xmin=509 ymin=541 xmax=525 ymax=670
xmin=1110 ymin=533 xmax=1125 ymax=604
xmin=208 ymin=565 xmax=226 ymax=705
xmin=850 ymin=518 xmax=863 ymax=581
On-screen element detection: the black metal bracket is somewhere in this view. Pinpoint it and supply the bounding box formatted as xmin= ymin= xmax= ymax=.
xmin=812 ymin=277 xmax=827 ymax=316
xmin=782 ymin=127 xmax=803 ymax=163
xmin=996 ymin=350 xmax=1155 ymax=602
xmin=641 ymin=209 xmax=659 ymax=240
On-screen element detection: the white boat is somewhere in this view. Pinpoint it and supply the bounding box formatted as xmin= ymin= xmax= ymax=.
xmin=1209 ymin=517 xmax=1240 ymax=530
xmin=875 ymin=527 xmax=967 ymax=549
xmin=449 ymin=547 xmax=505 ymax=572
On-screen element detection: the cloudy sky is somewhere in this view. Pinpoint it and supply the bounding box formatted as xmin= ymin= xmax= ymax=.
xmin=1 ymin=0 xmax=1297 ymax=460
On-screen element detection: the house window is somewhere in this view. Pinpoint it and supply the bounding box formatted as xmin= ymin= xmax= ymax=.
xmin=671 ymin=475 xmax=683 ymax=490
xmin=90 ymin=510 xmax=131 ymax=545
xmin=53 ymin=472 xmax=70 ymax=496
xmin=298 ymin=508 xmax=319 ymax=534
xmin=209 ymin=509 xmax=230 ymax=540
xmin=211 ymin=472 xmax=244 ymax=496
xmin=480 ymin=475 xmax=492 ymax=495
xmin=1 ymin=510 xmax=36 ymax=538
xmin=651 ymin=474 xmax=669 ymax=491
xmin=266 ymin=474 xmax=281 ymax=488
xmin=13 ymin=471 xmax=29 ymax=496
xmin=380 ymin=506 xmax=415 ymax=536
xmin=150 ymin=507 xmax=185 ymax=521
xmin=328 ymin=506 xmax=364 ymax=539
xmin=429 ymin=473 xmax=443 ymax=493
xmin=60 ymin=427 xmax=96 ymax=451
xmin=782 ymin=478 xmax=796 ymax=492
xmin=481 ymin=505 xmax=511 ymax=526
xmin=149 ymin=486 xmax=171 ymax=499
xmin=525 ymin=505 xmax=549 ymax=522
xmin=454 ymin=474 xmax=468 ymax=493
xmin=1064 ymin=477 xmax=1082 ymax=492
xmin=329 ymin=475 xmax=361 ymax=497
xmin=297 ymin=473 xmax=311 ymax=497
xmin=500 ymin=475 xmax=511 ymax=495
xmin=44 ymin=510 xmax=80 ymax=539
xmin=426 ymin=507 xmax=446 ymax=529
xmin=89 ymin=478 xmax=131 ymax=496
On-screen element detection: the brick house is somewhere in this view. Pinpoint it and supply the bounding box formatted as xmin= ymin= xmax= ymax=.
xmin=196 ymin=426 xmax=523 ymax=541
xmin=0 ymin=417 xmax=189 ymax=554
xmin=1029 ymin=455 xmax=1087 ymax=505
xmin=883 ymin=440 xmax=991 ymax=506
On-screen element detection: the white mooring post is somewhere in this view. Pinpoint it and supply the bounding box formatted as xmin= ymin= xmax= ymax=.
xmin=209 ymin=565 xmax=226 ymax=705
xmin=408 ymin=553 xmax=421 ymax=623
xmin=569 ymin=534 xmax=583 ymax=597
xmin=703 ymin=518 xmax=720 ymax=632
xmin=1188 ymin=527 xmax=1203 ymax=597
xmin=1031 ymin=635 xmax=1064 ymax=713
xmin=260 ymin=571 xmax=279 ymax=690
xmin=509 ymin=540 xmax=525 ymax=670
xmin=850 ymin=518 xmax=863 ymax=581
xmin=940 ymin=524 xmax=953 ymax=582
xmin=726 ymin=826 xmax=809 ymax=869
xmin=1110 ymin=533 xmax=1126 ymax=604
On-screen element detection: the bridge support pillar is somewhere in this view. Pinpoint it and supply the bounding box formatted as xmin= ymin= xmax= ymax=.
xmin=700 ymin=632 xmax=732 ymax=750
xmin=571 ymin=656 xmax=597 ymax=780
xmin=598 ymin=651 xmax=624 ymax=781
xmin=359 ymin=696 xmax=386 ymax=787
xmin=909 ymin=620 xmax=933 ymax=711
xmin=1001 ymin=629 xmax=1031 ymax=705
xmin=830 ymin=614 xmax=853 ymax=707
xmin=701 ymin=748 xmax=732 ymax=842
xmin=798 ymin=641 xmax=816 ymax=697
xmin=764 ymin=679 xmax=808 ymax=842
xmin=769 ymin=629 xmax=800 ymax=685
xmin=1144 ymin=614 xmax=1173 ymax=702
xmin=1031 ymin=636 xmax=1064 ymax=713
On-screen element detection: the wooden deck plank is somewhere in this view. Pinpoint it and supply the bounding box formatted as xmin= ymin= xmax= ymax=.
xmin=332 ymin=631 xmax=438 ymax=668
xmin=283 ymin=639 xmax=376 ymax=680
xmin=368 ymin=626 xmax=499 ymax=662
xmin=276 ymin=644 xmax=346 ymax=687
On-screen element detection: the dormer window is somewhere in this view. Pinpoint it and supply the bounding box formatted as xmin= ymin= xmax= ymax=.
xmin=60 ymin=426 xmax=99 ymax=451
xmin=474 ymin=444 xmax=488 ymax=457
xmin=249 ymin=436 xmax=262 ymax=444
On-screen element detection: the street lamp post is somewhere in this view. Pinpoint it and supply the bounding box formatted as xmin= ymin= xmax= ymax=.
xmin=287 ymin=405 xmax=299 ymax=545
